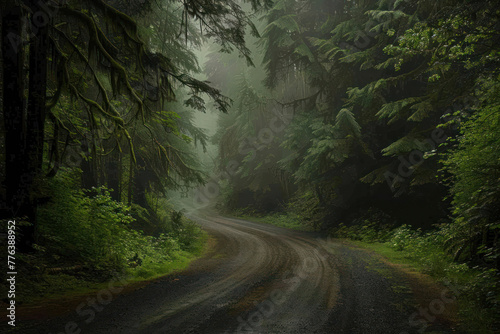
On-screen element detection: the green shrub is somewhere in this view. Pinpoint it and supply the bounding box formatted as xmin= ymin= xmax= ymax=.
xmin=287 ymin=191 xmax=324 ymax=229
xmin=332 ymin=221 xmax=393 ymax=243
xmin=442 ymin=81 xmax=500 ymax=267
xmin=37 ymin=169 xmax=205 ymax=279
xmin=38 ymin=172 xmax=134 ymax=270
xmin=389 ymin=225 xmax=500 ymax=330
xmin=391 ymin=224 xmax=421 ymax=251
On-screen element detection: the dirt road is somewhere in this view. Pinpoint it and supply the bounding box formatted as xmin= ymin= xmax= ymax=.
xmin=13 ymin=215 xmax=461 ymax=333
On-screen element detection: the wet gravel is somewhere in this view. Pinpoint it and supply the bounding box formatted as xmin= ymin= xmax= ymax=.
xmin=7 ymin=215 xmax=460 ymax=334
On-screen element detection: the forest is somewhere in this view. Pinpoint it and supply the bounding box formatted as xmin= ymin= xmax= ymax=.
xmin=1 ymin=0 xmax=499 ymax=333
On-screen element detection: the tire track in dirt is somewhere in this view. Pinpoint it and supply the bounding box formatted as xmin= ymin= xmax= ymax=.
xmin=11 ymin=215 xmax=461 ymax=334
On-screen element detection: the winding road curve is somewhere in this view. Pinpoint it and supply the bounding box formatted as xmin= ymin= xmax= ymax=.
xmin=15 ymin=215 xmax=460 ymax=333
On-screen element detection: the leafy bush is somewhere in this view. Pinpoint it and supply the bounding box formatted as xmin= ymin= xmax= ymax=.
xmin=442 ymin=80 xmax=500 ymax=267
xmin=391 ymin=224 xmax=422 ymax=251
xmin=38 ymin=172 xmax=134 ymax=270
xmin=287 ymin=191 xmax=325 ymax=229
xmin=331 ymin=221 xmax=394 ymax=243
xmin=36 ymin=169 xmax=205 ymax=279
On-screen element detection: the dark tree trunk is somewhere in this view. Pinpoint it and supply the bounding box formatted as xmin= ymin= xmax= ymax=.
xmin=127 ymin=154 xmax=133 ymax=205
xmin=2 ymin=7 xmax=26 ymax=210
xmin=106 ymin=158 xmax=120 ymax=201
xmin=2 ymin=2 xmax=49 ymax=251
xmin=2 ymin=5 xmax=31 ymax=250
xmin=27 ymin=2 xmax=49 ymax=173
xmin=132 ymin=156 xmax=150 ymax=208
xmin=81 ymin=148 xmax=98 ymax=190
xmin=133 ymin=169 xmax=148 ymax=208
xmin=25 ymin=1 xmax=49 ymax=248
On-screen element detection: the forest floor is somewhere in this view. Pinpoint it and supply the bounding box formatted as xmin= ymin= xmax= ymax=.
xmin=2 ymin=215 xmax=464 ymax=333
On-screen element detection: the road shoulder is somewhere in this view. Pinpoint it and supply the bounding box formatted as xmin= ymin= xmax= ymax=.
xmin=341 ymin=240 xmax=462 ymax=332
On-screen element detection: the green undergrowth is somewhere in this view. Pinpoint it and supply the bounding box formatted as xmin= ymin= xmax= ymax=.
xmin=332 ymin=223 xmax=500 ymax=333
xmin=233 ymin=209 xmax=314 ymax=231
xmin=14 ymin=239 xmax=207 ymax=306
xmin=6 ymin=170 xmax=208 ymax=306
xmin=227 ymin=191 xmax=324 ymax=232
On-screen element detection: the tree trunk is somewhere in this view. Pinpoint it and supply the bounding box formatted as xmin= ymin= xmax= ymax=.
xmin=2 ymin=5 xmax=30 ymax=251
xmin=25 ymin=0 xmax=49 ymax=248
xmin=2 ymin=2 xmax=49 ymax=251
xmin=2 ymin=6 xmax=27 ymax=219
xmin=127 ymin=154 xmax=133 ymax=205
xmin=27 ymin=1 xmax=49 ymax=174
xmin=132 ymin=155 xmax=150 ymax=208
xmin=81 ymin=145 xmax=98 ymax=190
xmin=106 ymin=158 xmax=120 ymax=201
xmin=133 ymin=169 xmax=148 ymax=208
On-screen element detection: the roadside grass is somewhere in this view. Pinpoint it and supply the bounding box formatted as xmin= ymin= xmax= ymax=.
xmin=14 ymin=229 xmax=208 ymax=307
xmin=333 ymin=224 xmax=500 ymax=334
xmin=5 ymin=170 xmax=210 ymax=307
xmin=128 ymin=231 xmax=208 ymax=281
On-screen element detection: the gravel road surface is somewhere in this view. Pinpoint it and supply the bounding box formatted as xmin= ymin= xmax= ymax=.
xmin=9 ymin=215 xmax=461 ymax=333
